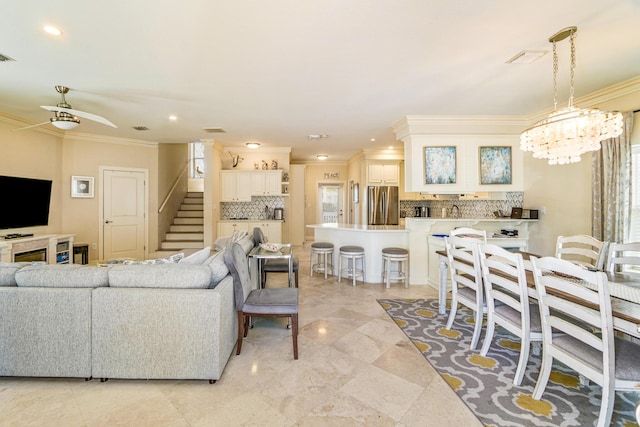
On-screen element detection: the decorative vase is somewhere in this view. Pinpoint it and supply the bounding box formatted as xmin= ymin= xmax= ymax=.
xmin=271 ymin=160 xmax=278 ymax=170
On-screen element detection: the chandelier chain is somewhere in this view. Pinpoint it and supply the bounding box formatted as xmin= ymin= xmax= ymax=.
xmin=552 ymin=40 xmax=558 ymax=111
xmin=569 ymin=29 xmax=576 ymax=107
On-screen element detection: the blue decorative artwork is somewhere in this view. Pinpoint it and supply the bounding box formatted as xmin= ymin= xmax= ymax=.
xmin=424 ymin=146 xmax=456 ymax=184
xmin=480 ymin=146 xmax=512 ymax=185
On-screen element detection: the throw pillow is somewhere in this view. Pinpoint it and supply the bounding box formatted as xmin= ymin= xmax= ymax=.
xmin=203 ymin=250 xmax=229 ymax=286
xmin=214 ymin=236 xmax=229 ymax=251
xmin=178 ymin=246 xmax=211 ymax=265
xmin=123 ymin=253 xmax=184 ymax=265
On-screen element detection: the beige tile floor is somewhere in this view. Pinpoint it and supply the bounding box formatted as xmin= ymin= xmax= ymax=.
xmin=0 ymin=244 xmax=482 ymax=427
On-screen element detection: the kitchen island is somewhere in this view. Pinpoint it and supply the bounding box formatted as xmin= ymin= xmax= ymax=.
xmin=307 ymin=223 xmax=409 ymax=284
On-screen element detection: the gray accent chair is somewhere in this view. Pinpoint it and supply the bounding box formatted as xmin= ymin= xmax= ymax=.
xmin=224 ymin=242 xmax=299 ymax=359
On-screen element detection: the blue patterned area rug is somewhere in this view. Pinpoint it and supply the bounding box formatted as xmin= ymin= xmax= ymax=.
xmin=378 ymin=298 xmax=639 ymax=427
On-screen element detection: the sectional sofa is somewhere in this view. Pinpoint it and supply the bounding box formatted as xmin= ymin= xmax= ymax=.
xmin=0 ymin=234 xmax=255 ymax=383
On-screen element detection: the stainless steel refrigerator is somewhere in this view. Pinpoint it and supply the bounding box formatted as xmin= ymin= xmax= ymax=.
xmin=367 ymin=186 xmax=399 ymax=225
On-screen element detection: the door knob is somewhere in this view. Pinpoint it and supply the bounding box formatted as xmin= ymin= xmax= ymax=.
xmin=105 ymin=220 xmax=113 ymax=224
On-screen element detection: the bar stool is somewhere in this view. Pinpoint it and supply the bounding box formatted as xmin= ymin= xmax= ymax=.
xmin=338 ymin=245 xmax=365 ymax=287
xmin=310 ymin=242 xmax=334 ymax=279
xmin=381 ymin=247 xmax=409 ymax=289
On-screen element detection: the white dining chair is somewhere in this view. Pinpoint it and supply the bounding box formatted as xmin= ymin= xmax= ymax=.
xmin=555 ymin=234 xmax=608 ymax=270
xmin=450 ymin=227 xmax=488 ymax=242
xmin=530 ymin=256 xmax=640 ymax=427
xmin=478 ymin=244 xmax=542 ymax=385
xmin=606 ymin=241 xmax=640 ymax=274
xmin=444 ymin=235 xmax=486 ymax=350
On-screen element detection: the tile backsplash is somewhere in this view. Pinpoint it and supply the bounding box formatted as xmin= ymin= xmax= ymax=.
xmin=221 ymin=196 xmax=285 ymax=220
xmin=400 ymin=192 xmax=525 ymax=219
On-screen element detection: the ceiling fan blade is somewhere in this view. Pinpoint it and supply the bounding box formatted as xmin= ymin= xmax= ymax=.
xmin=14 ymin=121 xmax=50 ymax=131
xmin=41 ymin=105 xmax=117 ymax=128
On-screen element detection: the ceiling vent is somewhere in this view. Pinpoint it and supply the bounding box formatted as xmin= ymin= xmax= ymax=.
xmin=506 ymin=50 xmax=547 ymax=64
xmin=203 ymin=127 xmax=226 ymax=133
xmin=133 ymin=126 xmax=150 ymax=131
xmin=0 ymin=53 xmax=15 ymax=62
xmin=308 ymin=134 xmax=328 ymax=140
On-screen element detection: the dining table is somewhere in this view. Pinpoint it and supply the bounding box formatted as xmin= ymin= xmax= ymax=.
xmin=436 ymin=249 xmax=640 ymax=339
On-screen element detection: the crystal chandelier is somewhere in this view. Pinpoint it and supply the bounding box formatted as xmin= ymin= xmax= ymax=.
xmin=520 ymin=26 xmax=623 ymax=165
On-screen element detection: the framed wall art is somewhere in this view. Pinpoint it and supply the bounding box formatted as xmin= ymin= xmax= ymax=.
xmin=424 ymin=146 xmax=456 ymax=184
xmin=479 ymin=146 xmax=512 ymax=185
xmin=71 ymin=176 xmax=94 ymax=198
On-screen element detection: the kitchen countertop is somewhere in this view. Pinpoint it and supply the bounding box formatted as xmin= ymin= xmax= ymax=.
xmin=219 ymin=219 xmax=283 ymax=222
xmin=404 ymin=217 xmax=538 ymax=221
xmin=307 ymin=223 xmax=409 ymax=232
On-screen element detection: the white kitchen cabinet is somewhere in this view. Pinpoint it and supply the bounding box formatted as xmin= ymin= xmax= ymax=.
xmin=249 ymin=221 xmax=282 ymax=243
xmin=221 ymin=171 xmax=252 ymax=201
xmin=217 ymin=221 xmax=250 ymax=237
xmin=367 ymin=162 xmax=399 ymax=185
xmin=251 ymin=170 xmax=282 ymax=195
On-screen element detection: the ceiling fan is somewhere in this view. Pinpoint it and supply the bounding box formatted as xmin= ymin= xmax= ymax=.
xmin=17 ymin=85 xmax=117 ymax=131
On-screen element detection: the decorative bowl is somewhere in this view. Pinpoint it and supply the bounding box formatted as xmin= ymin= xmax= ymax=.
xmin=260 ymin=243 xmax=282 ymax=252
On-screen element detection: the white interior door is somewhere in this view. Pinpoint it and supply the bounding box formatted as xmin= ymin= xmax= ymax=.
xmin=102 ymin=169 xmax=147 ymax=260
xmin=317 ymin=183 xmax=344 ymax=224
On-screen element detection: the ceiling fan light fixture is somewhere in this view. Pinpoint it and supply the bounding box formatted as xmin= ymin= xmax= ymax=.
xmin=50 ymin=118 xmax=79 ymax=130
xmin=520 ymin=26 xmax=623 ymax=165
xmin=245 ymin=142 xmax=260 ymax=149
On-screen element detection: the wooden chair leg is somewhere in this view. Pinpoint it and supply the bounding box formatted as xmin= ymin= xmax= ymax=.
xmin=295 ymin=269 xmax=299 ymax=287
xmin=236 ymin=311 xmax=244 ymax=355
xmin=291 ymin=314 xmax=299 ymax=360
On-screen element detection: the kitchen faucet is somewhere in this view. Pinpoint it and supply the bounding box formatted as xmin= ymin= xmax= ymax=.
xmin=451 ymin=204 xmax=460 ymax=218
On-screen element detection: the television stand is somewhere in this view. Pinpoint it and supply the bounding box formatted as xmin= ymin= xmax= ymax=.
xmin=1 ymin=233 xmax=34 ymax=240
xmin=0 ymin=234 xmax=75 ymax=264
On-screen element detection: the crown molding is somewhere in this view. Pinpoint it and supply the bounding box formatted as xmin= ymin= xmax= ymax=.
xmin=392 ymin=115 xmax=529 ymax=139
xmin=63 ymin=132 xmax=159 ymax=148
xmin=223 ymin=146 xmax=292 ymax=154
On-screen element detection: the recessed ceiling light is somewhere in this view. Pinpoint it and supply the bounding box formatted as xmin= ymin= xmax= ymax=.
xmin=316 ymin=154 xmax=328 ymax=160
xmin=245 ymin=142 xmax=260 ymax=149
xmin=169 ymin=115 xmax=177 ymax=121
xmin=370 ymin=138 xmax=376 ymax=142
xmin=506 ymin=50 xmax=547 ymax=64
xmin=44 ymin=25 xmax=62 ymax=36
xmin=388 ymin=146 xmax=394 ymax=150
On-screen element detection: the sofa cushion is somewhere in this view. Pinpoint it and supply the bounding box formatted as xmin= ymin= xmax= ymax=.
xmin=0 ymin=262 xmax=29 ymax=286
xmin=108 ymin=264 xmax=211 ymax=288
xmin=15 ymin=264 xmax=109 ymax=288
xmin=178 ymin=246 xmax=211 ymax=265
xmin=122 ymin=253 xmax=184 ymax=265
xmin=203 ymin=250 xmax=229 ymax=286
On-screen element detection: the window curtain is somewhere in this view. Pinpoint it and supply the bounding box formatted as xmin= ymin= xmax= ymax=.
xmin=592 ymin=111 xmax=634 ymax=243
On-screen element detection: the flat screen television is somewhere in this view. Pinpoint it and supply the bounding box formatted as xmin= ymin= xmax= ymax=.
xmin=0 ymin=175 xmax=53 ymax=230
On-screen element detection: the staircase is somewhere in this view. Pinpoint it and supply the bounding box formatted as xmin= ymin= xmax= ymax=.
xmin=160 ymin=192 xmax=204 ymax=252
